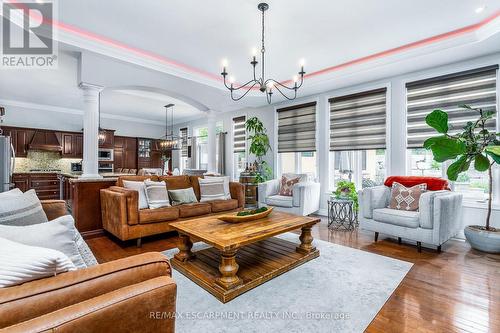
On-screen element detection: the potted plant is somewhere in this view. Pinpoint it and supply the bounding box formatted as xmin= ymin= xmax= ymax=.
xmin=424 ymin=105 xmax=500 ymax=253
xmin=246 ymin=117 xmax=272 ymax=183
xmin=332 ymin=180 xmax=359 ymax=211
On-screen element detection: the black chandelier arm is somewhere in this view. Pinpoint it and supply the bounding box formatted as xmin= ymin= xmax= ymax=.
xmin=230 ymin=81 xmax=259 ymax=101
xmin=222 ymin=74 xmax=260 ymax=92
xmin=264 ymin=77 xmax=303 ymax=92
xmin=272 ymin=83 xmax=298 ymax=101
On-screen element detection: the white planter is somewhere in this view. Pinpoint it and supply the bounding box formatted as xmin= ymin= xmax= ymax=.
xmin=464 ymin=226 xmax=500 ymax=253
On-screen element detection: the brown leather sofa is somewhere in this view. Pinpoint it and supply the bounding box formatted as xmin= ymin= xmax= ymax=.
xmin=0 ymin=200 xmax=176 ymax=333
xmin=101 ymin=175 xmax=245 ymax=246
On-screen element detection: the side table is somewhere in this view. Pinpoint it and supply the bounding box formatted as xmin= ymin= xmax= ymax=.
xmin=328 ymin=198 xmax=358 ymax=231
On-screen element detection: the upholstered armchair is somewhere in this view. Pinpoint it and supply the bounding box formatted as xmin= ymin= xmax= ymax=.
xmin=258 ymin=173 xmax=321 ymax=216
xmin=359 ymin=176 xmax=463 ymax=252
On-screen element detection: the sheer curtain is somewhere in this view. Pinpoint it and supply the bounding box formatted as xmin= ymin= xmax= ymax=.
xmin=190 ymin=136 xmax=198 ymax=169
xmin=216 ymin=132 xmax=226 ymax=175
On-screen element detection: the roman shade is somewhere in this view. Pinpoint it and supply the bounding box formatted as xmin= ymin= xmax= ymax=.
xmin=329 ymin=88 xmax=387 ymax=151
xmin=180 ymin=127 xmax=188 ymax=157
xmin=277 ymin=102 xmax=316 ymax=153
xmin=233 ymin=116 xmax=246 ymax=153
xmin=406 ymin=65 xmax=498 ymax=148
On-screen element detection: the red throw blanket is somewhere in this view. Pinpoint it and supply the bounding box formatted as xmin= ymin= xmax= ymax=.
xmin=384 ymin=176 xmax=450 ymax=191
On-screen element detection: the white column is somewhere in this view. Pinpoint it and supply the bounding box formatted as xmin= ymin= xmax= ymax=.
xmin=207 ymin=110 xmax=217 ymax=173
xmin=79 ymin=82 xmax=103 ymax=179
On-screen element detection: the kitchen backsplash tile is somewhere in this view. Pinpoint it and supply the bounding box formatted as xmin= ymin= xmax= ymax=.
xmin=14 ymin=151 xmax=81 ymax=173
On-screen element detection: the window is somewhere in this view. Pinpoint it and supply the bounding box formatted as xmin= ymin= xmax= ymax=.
xmin=277 ymin=102 xmax=317 ymax=178
xmin=329 ymin=88 xmax=387 ymax=190
xmin=179 ymin=127 xmax=188 ymax=173
xmin=232 ymin=116 xmax=246 ymax=180
xmin=194 ymin=127 xmax=208 ymax=170
xmin=406 ymin=65 xmax=498 ymax=201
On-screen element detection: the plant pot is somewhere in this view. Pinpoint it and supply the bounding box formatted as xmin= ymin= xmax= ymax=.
xmin=464 ymin=225 xmax=500 ymax=253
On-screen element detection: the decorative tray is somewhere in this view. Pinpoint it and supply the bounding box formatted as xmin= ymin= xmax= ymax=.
xmin=218 ymin=207 xmax=274 ymax=223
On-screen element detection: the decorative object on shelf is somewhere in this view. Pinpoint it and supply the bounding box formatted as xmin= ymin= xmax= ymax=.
xmin=220 ymin=3 xmax=305 ymax=104
xmin=161 ymin=156 xmax=171 ymax=175
xmin=328 ymin=198 xmax=358 ymax=231
xmin=218 ymin=207 xmax=273 ymax=223
xmin=97 ymin=92 xmax=106 ymax=146
xmin=246 ymin=117 xmax=272 ymax=183
xmin=332 ymin=180 xmax=358 ymax=212
xmin=239 ymin=166 xmax=258 ymax=208
xmin=158 ymin=104 xmax=182 ymax=152
xmin=424 ymin=105 xmax=500 ymax=253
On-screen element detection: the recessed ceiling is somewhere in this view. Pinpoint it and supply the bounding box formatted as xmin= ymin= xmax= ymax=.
xmin=57 ymin=0 xmax=500 ymax=83
xmin=101 ymin=88 xmax=204 ymax=124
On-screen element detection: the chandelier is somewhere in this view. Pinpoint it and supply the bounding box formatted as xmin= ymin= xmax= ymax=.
xmin=159 ymin=103 xmax=182 ymax=151
xmin=221 ymin=3 xmax=305 ymax=104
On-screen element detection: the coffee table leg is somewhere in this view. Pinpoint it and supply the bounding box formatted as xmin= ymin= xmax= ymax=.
xmin=216 ymin=249 xmax=242 ymax=290
xmin=297 ymin=226 xmax=316 ymax=254
xmin=174 ymin=234 xmax=195 ymax=262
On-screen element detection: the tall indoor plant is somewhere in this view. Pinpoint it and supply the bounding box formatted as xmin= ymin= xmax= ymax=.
xmin=246 ymin=116 xmax=272 ymax=182
xmin=424 ymin=105 xmax=500 ymax=252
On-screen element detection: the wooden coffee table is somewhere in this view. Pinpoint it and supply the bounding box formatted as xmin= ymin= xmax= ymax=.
xmin=169 ymin=211 xmax=320 ymax=303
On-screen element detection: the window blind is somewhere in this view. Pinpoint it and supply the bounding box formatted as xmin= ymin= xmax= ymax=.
xmin=406 ymin=65 xmax=498 ymax=148
xmin=233 ymin=116 xmax=246 ymax=153
xmin=277 ymin=102 xmax=316 ymax=153
xmin=329 ymin=88 xmax=387 ymax=151
xmin=180 ymin=127 xmax=188 ymax=157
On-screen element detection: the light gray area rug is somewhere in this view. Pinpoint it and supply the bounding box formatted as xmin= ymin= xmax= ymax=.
xmin=163 ymin=233 xmax=412 ymax=333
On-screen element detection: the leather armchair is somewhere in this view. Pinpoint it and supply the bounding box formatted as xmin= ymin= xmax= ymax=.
xmin=359 ymin=185 xmax=463 ymax=252
xmin=0 ymin=200 xmax=177 ymax=333
xmin=258 ymin=176 xmax=321 ymax=216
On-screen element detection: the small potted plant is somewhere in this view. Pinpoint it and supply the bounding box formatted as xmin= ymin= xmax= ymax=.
xmin=424 ymin=105 xmax=500 ymax=253
xmin=332 ymin=180 xmax=359 ymax=212
xmin=246 ymin=117 xmax=272 ymax=183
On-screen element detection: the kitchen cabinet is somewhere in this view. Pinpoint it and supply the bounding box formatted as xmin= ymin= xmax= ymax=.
xmin=61 ymin=132 xmax=83 ymax=158
xmin=114 ymin=136 xmax=137 ymax=170
xmin=2 ymin=127 xmax=34 ymax=157
xmin=137 ymin=138 xmax=170 ymax=170
xmin=98 ymin=129 xmax=115 ymax=149
xmin=12 ymin=174 xmax=29 ymax=192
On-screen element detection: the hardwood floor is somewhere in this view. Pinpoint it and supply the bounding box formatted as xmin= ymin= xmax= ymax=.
xmin=86 ymin=217 xmax=500 ymax=333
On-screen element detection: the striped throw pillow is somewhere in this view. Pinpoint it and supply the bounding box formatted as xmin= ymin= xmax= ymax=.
xmin=144 ymin=180 xmax=171 ymax=209
xmin=0 ymin=237 xmax=76 ymax=288
xmin=199 ymin=178 xmax=227 ymax=202
xmin=0 ymin=189 xmax=48 ymax=226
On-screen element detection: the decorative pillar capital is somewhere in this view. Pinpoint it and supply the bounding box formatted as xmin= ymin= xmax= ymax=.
xmin=79 ymin=82 xmax=104 ymax=102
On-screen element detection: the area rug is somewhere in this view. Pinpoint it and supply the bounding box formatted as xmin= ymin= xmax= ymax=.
xmin=163 ymin=232 xmax=412 ymax=333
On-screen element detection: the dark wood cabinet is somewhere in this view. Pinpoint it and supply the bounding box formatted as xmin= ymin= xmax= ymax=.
xmin=12 ymin=174 xmax=29 ymax=192
xmin=99 ymin=129 xmax=115 ymax=149
xmin=2 ymin=127 xmax=34 ymax=157
xmin=12 ymin=173 xmax=59 ymax=199
xmin=114 ymin=136 xmax=137 ymax=170
xmin=61 ymin=132 xmax=84 ymax=158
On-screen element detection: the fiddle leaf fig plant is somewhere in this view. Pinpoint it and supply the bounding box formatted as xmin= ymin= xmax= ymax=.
xmin=246 ymin=117 xmax=272 ymax=182
xmin=424 ymin=105 xmax=500 ymax=231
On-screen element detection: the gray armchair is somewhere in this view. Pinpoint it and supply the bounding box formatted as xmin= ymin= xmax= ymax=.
xmin=258 ymin=173 xmax=321 ymax=216
xmin=359 ymin=185 xmax=463 ymax=252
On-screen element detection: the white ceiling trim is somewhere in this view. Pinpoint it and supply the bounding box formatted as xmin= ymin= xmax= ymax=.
xmin=0 ymin=98 xmax=201 ymax=126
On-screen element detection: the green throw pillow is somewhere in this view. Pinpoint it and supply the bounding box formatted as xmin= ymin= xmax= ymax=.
xmin=168 ymin=188 xmax=198 ymax=206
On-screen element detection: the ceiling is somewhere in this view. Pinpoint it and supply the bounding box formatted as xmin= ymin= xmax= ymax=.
xmin=1 ymin=0 xmax=500 ymax=124
xmin=56 ymin=0 xmax=500 ymax=84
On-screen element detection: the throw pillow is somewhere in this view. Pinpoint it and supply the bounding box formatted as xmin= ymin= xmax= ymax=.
xmin=123 ymin=179 xmax=149 ymax=209
xmin=0 ymin=215 xmax=88 ymax=269
xmin=0 ymin=188 xmax=23 ymax=198
xmin=199 ymin=178 xmax=227 ymax=202
xmin=144 ymin=179 xmax=170 ymax=209
xmin=0 ymin=189 xmax=48 ymax=226
xmin=389 ymin=182 xmax=427 ymax=211
xmin=204 ymin=176 xmax=231 ymax=199
xmin=0 ymin=237 xmax=76 ymax=288
xmin=279 ymin=175 xmax=301 ymax=196
xmin=168 ymin=188 xmax=198 ymax=206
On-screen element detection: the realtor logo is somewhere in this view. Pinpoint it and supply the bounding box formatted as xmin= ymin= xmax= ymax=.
xmin=1 ymin=0 xmax=58 ymax=68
